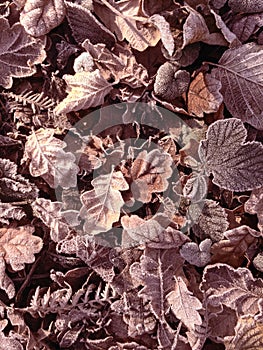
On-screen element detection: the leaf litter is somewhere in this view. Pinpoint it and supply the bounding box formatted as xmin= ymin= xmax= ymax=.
xmin=0 ymin=0 xmax=262 ymax=349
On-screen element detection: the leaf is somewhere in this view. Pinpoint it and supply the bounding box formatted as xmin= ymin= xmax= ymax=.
xmin=150 ymin=14 xmax=174 ymax=56
xmin=0 ymin=225 xmax=43 ymax=271
xmin=167 ymin=276 xmax=203 ymax=330
xmin=200 ymin=263 xmax=263 ymax=315
xmin=65 ymin=1 xmax=115 ymax=47
xmin=0 ymin=256 xmax=15 ymax=299
xmin=245 ymin=186 xmax=263 ymax=232
xmin=31 ymin=198 xmax=79 ymax=242
xmin=199 ymin=118 xmax=263 ymax=191
xmin=0 ymin=331 xmax=23 ymax=350
xmin=187 ymin=72 xmax=223 ymax=118
xmin=20 ymin=0 xmax=66 ymax=37
xmin=192 ymin=200 xmax=229 ymax=242
xmin=228 ymin=0 xmax=263 ymax=14
xmin=211 ymin=43 xmax=263 ymax=129
xmin=210 ymin=225 xmax=261 ymax=267
xmin=0 ymin=18 xmax=46 ymax=89
xmin=93 ymin=0 xmax=160 ymax=52
xmin=0 ymin=158 xmax=39 ymax=201
xmin=225 ymin=316 xmax=263 ymax=349
xmin=180 ymin=239 xmax=212 ymax=267
xmin=130 ymin=148 xmax=173 ymax=203
xmin=154 ymin=62 xmax=190 ymax=101
xmin=80 ymin=171 xmax=129 ymax=234
xmin=54 ymin=70 xmax=113 ymax=114
xmin=253 ymin=252 xmax=263 ymax=272
xmin=229 ymin=13 xmax=263 ymax=42
xmin=0 ymin=201 xmax=25 ymax=225
xmin=22 ymin=128 xmax=79 ymax=188
xmin=130 ymin=247 xmax=184 ymax=322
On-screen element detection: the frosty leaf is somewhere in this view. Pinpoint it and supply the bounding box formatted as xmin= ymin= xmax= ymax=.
xmin=245 ymin=186 xmax=263 ymax=232
xmin=22 ymin=128 xmax=78 ymax=188
xmin=82 ymin=40 xmax=148 ymax=88
xmin=253 ymin=252 xmax=263 ymax=272
xmin=130 ymin=248 xmax=184 ymax=321
xmin=20 ymin=0 xmax=66 ymax=37
xmin=0 ymin=201 xmax=25 ymax=225
xmin=199 ymin=118 xmax=263 ymax=191
xmin=32 ymin=198 xmax=79 ymax=242
xmin=211 ymin=43 xmax=263 ymax=129
xmin=80 ymin=171 xmax=129 ymax=234
xmin=0 ymin=158 xmax=39 ymax=201
xmin=180 ymin=239 xmax=212 ymax=267
xmin=130 ymin=149 xmax=173 ymax=203
xmin=187 ymin=72 xmax=223 ymax=118
xmin=225 ymin=316 xmax=263 ymax=350
xmin=94 ymin=0 xmax=160 ymax=52
xmin=0 ymin=18 xmax=46 ymax=89
xmin=73 ymin=52 xmax=94 ymax=73
xmin=201 ymin=263 xmax=263 ymax=315
xmin=211 ymin=225 xmax=261 ymax=267
xmin=54 ymin=70 xmax=113 ymax=114
xmin=0 ymin=331 xmax=23 ymax=350
xmin=192 ymin=200 xmax=229 ymax=242
xmin=228 ymin=0 xmax=263 ymax=14
xmin=229 ymin=13 xmax=263 ymax=43
xmin=0 ymin=225 xmax=43 ymax=271
xmin=211 ymin=9 xmax=240 ymax=47
xmin=154 ymin=62 xmax=190 ymax=102
xmin=65 ymin=1 xmax=115 ymax=47
xmin=167 ymin=276 xmax=202 ymax=330
xmin=183 ymin=172 xmax=208 ymax=203
xmin=0 ymin=256 xmax=15 ymax=299
xmin=150 ymin=14 xmax=174 ymax=56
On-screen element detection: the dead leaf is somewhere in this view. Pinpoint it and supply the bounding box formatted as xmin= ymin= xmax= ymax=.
xmin=245 ymin=186 xmax=263 ymax=232
xmin=229 ymin=13 xmax=263 ymax=43
xmin=20 ymin=0 xmax=66 ymax=37
xmin=0 ymin=256 xmax=15 ymax=299
xmin=188 ymin=72 xmax=223 ymax=117
xmin=0 ymin=225 xmax=43 ymax=271
xmin=0 ymin=201 xmax=25 ymax=225
xmin=150 ymin=14 xmax=174 ymax=56
xmin=228 ymin=0 xmax=263 ymax=14
xmin=0 ymin=18 xmax=46 ymax=88
xmin=22 ymin=128 xmax=79 ymax=188
xmin=54 ymin=70 xmax=113 ymax=114
xmin=180 ymin=239 xmax=212 ymax=267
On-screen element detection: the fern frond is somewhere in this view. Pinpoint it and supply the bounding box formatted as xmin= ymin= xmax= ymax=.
xmin=1 ymin=90 xmax=55 ymax=114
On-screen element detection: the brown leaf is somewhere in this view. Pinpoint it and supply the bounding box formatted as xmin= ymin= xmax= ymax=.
xmin=65 ymin=1 xmax=115 ymax=47
xmin=54 ymin=70 xmax=113 ymax=114
xmin=0 ymin=256 xmax=15 ymax=299
xmin=211 ymin=225 xmax=261 ymax=267
xmin=188 ymin=72 xmax=223 ymax=117
xmin=0 ymin=331 xmax=23 ymax=350
xmin=229 ymin=13 xmax=263 ymax=42
xmin=0 ymin=18 xmax=46 ymax=88
xmin=167 ymin=276 xmax=203 ymax=330
xmin=20 ymin=0 xmax=66 ymax=36
xmin=22 ymin=128 xmax=79 ymax=188
xmin=245 ymin=186 xmax=263 ymax=233
xmin=150 ymin=14 xmax=174 ymax=56
xmin=0 ymin=225 xmax=43 ymax=271
xmin=201 ymin=263 xmax=263 ymax=315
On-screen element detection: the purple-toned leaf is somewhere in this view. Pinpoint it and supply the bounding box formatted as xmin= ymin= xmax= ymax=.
xmin=245 ymin=186 xmax=263 ymax=232
xmin=180 ymin=239 xmax=212 ymax=267
xmin=228 ymin=0 xmax=263 ymax=13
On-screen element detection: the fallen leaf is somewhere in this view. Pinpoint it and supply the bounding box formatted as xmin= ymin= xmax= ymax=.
xmin=0 ymin=201 xmax=25 ymax=225
xmin=0 ymin=256 xmax=15 ymax=299
xmin=180 ymin=239 xmax=212 ymax=267
xmin=228 ymin=0 xmax=263 ymax=14
xmin=245 ymin=186 xmax=263 ymax=232
xmin=150 ymin=14 xmax=174 ymax=56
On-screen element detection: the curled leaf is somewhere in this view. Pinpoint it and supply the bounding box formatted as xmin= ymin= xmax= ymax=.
xmin=150 ymin=14 xmax=174 ymax=56
xmin=180 ymin=239 xmax=212 ymax=267
xmin=245 ymin=186 xmax=263 ymax=233
xmin=0 ymin=201 xmax=25 ymax=225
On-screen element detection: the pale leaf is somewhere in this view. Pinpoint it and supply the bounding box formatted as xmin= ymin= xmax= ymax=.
xmin=188 ymin=72 xmax=223 ymax=118
xmin=54 ymin=70 xmax=113 ymax=114
xmin=0 ymin=18 xmax=46 ymax=88
xmin=0 ymin=225 xmax=43 ymax=271
xmin=201 ymin=263 xmax=263 ymax=315
xmin=245 ymin=186 xmax=263 ymax=232
xmin=150 ymin=14 xmax=174 ymax=56
xmin=211 ymin=43 xmax=263 ymax=129
xmin=228 ymin=13 xmax=263 ymax=42
xmin=0 ymin=331 xmax=23 ymax=350
xmin=0 ymin=256 xmax=15 ymax=299
xmin=20 ymin=0 xmax=66 ymax=37
xmin=167 ymin=276 xmax=202 ymax=330
xmin=180 ymin=239 xmax=212 ymax=267
xmin=199 ymin=118 xmax=263 ymax=191
xmin=228 ymin=0 xmax=263 ymax=14
xmin=23 ymin=128 xmax=79 ymax=188
xmin=80 ymin=171 xmax=129 ymax=234
xmin=0 ymin=201 xmax=25 ymax=225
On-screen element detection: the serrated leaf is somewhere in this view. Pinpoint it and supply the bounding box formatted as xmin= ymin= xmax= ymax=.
xmin=54 ymin=70 xmax=113 ymax=114
xmin=0 ymin=158 xmax=39 ymax=201
xmin=32 ymin=198 xmax=79 ymax=242
xmin=201 ymin=263 xmax=263 ymax=315
xmin=192 ymin=200 xmax=229 ymax=242
xmin=150 ymin=14 xmax=174 ymax=56
xmin=20 ymin=0 xmax=66 ymax=37
xmin=199 ymin=118 xmax=263 ymax=191
xmin=80 ymin=171 xmax=129 ymax=234
xmin=188 ymin=72 xmax=223 ymax=118
xmin=225 ymin=316 xmax=263 ymax=349
xmin=0 ymin=201 xmax=25 ymax=225
xmin=0 ymin=331 xmax=23 ymax=350
xmin=65 ymin=1 xmax=115 ymax=47
xmin=0 ymin=256 xmax=15 ymax=299
xmin=167 ymin=276 xmax=202 ymax=330
xmin=0 ymin=225 xmax=43 ymax=271
xmin=180 ymin=239 xmax=212 ymax=267
xmin=211 ymin=43 xmax=263 ymax=129
xmin=22 ymin=128 xmax=79 ymax=188
xmin=0 ymin=18 xmax=46 ymax=89
xmin=245 ymin=186 xmax=263 ymax=232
